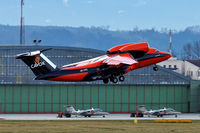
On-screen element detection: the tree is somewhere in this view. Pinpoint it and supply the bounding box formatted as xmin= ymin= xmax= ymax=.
xmin=192 ymin=41 xmax=200 ymax=59
xmin=182 ymin=40 xmax=200 ymax=59
xmin=183 ymin=43 xmax=192 ymax=59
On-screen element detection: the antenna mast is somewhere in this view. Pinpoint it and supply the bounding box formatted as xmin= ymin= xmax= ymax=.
xmin=20 ymin=0 xmax=25 ymax=45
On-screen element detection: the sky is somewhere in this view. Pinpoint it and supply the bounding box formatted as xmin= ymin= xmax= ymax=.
xmin=0 ymin=0 xmax=200 ymax=31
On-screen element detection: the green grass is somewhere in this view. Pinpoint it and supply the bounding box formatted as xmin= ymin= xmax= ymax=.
xmin=0 ymin=120 xmax=200 ymax=133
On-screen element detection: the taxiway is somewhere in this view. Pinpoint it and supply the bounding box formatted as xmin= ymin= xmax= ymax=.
xmin=0 ymin=113 xmax=200 ymax=120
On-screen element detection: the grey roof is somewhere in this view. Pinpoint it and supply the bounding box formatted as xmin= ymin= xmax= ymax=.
xmin=121 ymin=65 xmax=190 ymax=85
xmin=187 ymin=60 xmax=200 ymax=67
xmin=0 ymin=45 xmax=105 ymax=54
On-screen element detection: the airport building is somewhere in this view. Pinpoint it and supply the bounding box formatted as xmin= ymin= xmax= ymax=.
xmin=0 ymin=45 xmax=199 ymax=113
xmin=158 ymin=57 xmax=200 ymax=80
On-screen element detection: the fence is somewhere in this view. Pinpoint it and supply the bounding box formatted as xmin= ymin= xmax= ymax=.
xmin=0 ymin=84 xmax=190 ymax=113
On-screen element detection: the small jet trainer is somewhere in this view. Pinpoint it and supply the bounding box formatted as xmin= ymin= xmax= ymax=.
xmin=63 ymin=105 xmax=109 ymax=117
xmin=138 ymin=105 xmax=181 ymax=117
xmin=16 ymin=42 xmax=171 ymax=83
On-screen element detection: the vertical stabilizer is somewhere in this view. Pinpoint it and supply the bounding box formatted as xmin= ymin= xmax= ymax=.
xmin=16 ymin=49 xmax=58 ymax=76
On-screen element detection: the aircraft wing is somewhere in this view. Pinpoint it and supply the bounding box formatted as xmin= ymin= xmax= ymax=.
xmin=103 ymin=55 xmax=137 ymax=65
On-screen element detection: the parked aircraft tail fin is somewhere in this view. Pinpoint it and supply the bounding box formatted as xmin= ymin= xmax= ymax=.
xmin=66 ymin=105 xmax=76 ymax=113
xmin=138 ymin=105 xmax=147 ymax=112
xmin=16 ymin=48 xmax=59 ymax=77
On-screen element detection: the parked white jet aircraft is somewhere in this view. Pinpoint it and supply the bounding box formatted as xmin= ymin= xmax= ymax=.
xmin=138 ymin=105 xmax=181 ymax=117
xmin=63 ymin=105 xmax=109 ymax=118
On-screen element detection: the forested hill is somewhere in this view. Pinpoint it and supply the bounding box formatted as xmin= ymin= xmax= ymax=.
xmin=1 ymin=24 xmax=200 ymax=57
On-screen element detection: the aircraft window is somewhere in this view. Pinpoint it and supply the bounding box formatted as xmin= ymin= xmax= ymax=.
xmin=63 ymin=64 xmax=77 ymax=68
xmin=168 ymin=108 xmax=175 ymax=111
xmin=155 ymin=50 xmax=159 ymax=54
xmin=92 ymin=55 xmax=107 ymax=62
xmin=94 ymin=108 xmax=103 ymax=112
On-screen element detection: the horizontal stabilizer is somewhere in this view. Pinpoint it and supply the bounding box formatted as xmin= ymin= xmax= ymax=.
xmin=16 ymin=48 xmax=52 ymax=59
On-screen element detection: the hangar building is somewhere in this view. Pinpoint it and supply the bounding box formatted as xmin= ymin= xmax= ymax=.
xmin=0 ymin=45 xmax=199 ymax=113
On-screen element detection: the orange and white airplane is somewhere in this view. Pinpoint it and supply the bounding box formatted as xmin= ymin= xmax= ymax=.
xmin=16 ymin=42 xmax=171 ymax=84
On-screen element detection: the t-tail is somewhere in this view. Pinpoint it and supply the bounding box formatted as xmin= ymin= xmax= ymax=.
xmin=138 ymin=105 xmax=147 ymax=113
xmin=66 ymin=105 xmax=77 ymax=114
xmin=16 ymin=48 xmax=59 ymax=77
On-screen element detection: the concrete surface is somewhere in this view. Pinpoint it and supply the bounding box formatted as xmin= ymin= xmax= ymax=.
xmin=0 ymin=113 xmax=200 ymax=120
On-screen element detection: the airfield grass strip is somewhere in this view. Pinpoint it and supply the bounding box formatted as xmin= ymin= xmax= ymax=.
xmin=0 ymin=120 xmax=200 ymax=133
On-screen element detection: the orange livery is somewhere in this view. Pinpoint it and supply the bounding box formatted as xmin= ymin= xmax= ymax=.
xmin=16 ymin=43 xmax=171 ymax=84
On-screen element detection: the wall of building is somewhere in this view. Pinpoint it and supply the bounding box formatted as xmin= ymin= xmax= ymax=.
xmin=190 ymin=80 xmax=200 ymax=112
xmin=158 ymin=57 xmax=200 ymax=80
xmin=0 ymin=84 xmax=190 ymax=113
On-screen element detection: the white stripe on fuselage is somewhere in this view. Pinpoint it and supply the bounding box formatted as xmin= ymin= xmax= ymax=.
xmin=40 ymin=53 xmax=57 ymax=69
xmin=62 ymin=55 xmax=108 ymax=68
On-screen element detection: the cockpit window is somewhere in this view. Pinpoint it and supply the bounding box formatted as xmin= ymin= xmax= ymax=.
xmin=155 ymin=50 xmax=159 ymax=54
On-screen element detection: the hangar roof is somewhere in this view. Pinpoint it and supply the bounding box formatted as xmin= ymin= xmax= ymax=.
xmin=0 ymin=45 xmax=104 ymax=54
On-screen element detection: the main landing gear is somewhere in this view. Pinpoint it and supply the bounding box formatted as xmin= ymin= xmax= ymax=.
xmin=103 ymin=78 xmax=109 ymax=84
xmin=153 ymin=65 xmax=158 ymax=71
xmin=103 ymin=74 xmax=125 ymax=84
xmin=110 ymin=76 xmax=118 ymax=83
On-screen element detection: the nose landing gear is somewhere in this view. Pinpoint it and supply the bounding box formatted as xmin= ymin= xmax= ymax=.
xmin=119 ymin=75 xmax=125 ymax=81
xmin=153 ymin=65 xmax=158 ymax=71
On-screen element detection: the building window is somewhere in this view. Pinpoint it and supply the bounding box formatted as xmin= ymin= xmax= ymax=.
xmin=187 ymin=71 xmax=189 ymax=76
xmin=174 ymin=65 xmax=177 ymax=68
xmin=163 ymin=65 xmax=166 ymax=68
xmin=169 ymin=65 xmax=171 ymax=68
xmin=187 ymin=71 xmax=193 ymax=77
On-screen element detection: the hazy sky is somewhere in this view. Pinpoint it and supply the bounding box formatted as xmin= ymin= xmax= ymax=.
xmin=1 ymin=0 xmax=200 ymax=30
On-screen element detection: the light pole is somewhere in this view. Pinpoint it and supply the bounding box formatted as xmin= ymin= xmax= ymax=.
xmin=33 ymin=40 xmax=42 ymax=45
xmin=20 ymin=0 xmax=25 ymax=45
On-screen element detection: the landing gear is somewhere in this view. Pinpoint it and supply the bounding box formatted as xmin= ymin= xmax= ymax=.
xmin=64 ymin=113 xmax=71 ymax=118
xmin=153 ymin=65 xmax=158 ymax=71
xmin=103 ymin=78 xmax=109 ymax=84
xmin=157 ymin=114 xmax=163 ymax=117
xmin=119 ymin=75 xmax=125 ymax=81
xmin=110 ymin=77 xmax=118 ymax=83
xmin=103 ymin=73 xmax=125 ymax=84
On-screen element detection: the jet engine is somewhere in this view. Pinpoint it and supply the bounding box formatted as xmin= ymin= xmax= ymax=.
xmin=107 ymin=42 xmax=149 ymax=55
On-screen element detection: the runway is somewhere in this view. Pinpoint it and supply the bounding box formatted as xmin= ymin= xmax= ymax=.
xmin=0 ymin=113 xmax=200 ymax=120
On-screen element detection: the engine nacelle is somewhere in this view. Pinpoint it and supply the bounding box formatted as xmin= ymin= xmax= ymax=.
xmin=106 ymin=42 xmax=149 ymax=55
xmin=119 ymin=42 xmax=149 ymax=53
xmin=106 ymin=43 xmax=134 ymax=54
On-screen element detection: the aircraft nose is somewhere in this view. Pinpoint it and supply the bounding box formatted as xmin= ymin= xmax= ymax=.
xmin=159 ymin=51 xmax=172 ymax=59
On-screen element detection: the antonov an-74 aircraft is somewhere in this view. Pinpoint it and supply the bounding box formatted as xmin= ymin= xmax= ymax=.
xmin=16 ymin=42 xmax=171 ymax=83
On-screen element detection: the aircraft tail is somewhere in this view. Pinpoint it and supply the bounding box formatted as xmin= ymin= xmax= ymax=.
xmin=138 ymin=105 xmax=147 ymax=113
xmin=66 ymin=105 xmax=76 ymax=113
xmin=16 ymin=49 xmax=58 ymax=77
